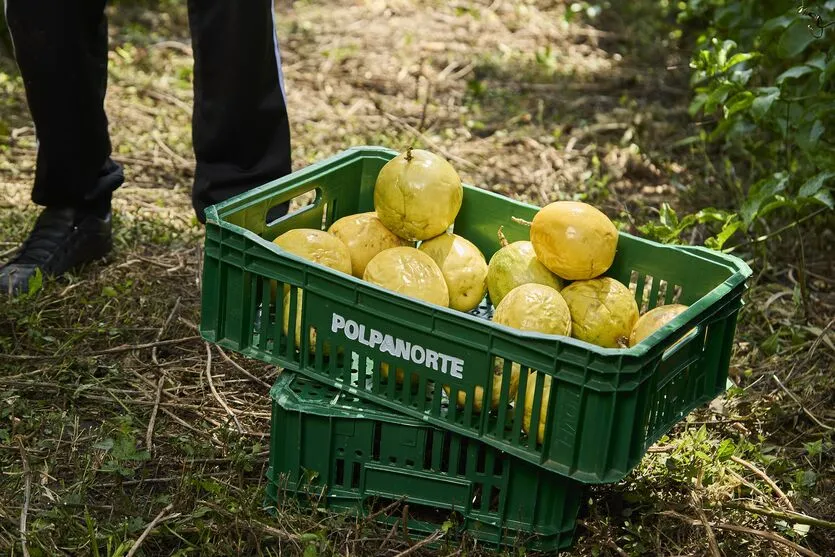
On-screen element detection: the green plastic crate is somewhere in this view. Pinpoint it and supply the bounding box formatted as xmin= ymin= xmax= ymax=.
xmin=265 ymin=371 xmax=585 ymax=552
xmin=200 ymin=146 xmax=753 ymax=483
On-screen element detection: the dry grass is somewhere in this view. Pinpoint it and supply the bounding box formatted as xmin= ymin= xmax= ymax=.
xmin=1 ymin=0 xmax=833 ymax=555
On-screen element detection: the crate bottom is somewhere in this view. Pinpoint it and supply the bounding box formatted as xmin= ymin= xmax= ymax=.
xmin=265 ymin=372 xmax=585 ymax=552
xmin=264 ymin=469 xmax=580 ymax=552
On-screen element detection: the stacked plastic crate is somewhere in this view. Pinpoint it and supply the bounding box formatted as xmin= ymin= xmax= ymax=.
xmin=199 ymin=147 xmax=752 ymax=552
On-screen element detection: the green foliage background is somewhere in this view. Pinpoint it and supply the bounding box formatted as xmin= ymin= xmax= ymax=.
xmin=639 ymin=0 xmax=834 ymax=251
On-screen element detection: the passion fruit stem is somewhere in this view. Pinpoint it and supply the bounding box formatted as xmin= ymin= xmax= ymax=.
xmin=405 ymin=146 xmax=413 ymax=162
xmin=497 ymin=226 xmax=509 ymax=248
xmin=511 ymin=216 xmax=532 ymax=227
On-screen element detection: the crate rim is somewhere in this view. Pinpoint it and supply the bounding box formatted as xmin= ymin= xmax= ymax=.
xmin=203 ymin=145 xmax=753 ymax=359
xmin=269 ymin=371 xmax=424 ymax=425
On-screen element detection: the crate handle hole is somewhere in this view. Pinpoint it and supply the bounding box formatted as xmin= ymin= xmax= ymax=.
xmin=661 ymin=325 xmax=703 ymax=361
xmin=265 ymin=188 xmax=323 ymax=228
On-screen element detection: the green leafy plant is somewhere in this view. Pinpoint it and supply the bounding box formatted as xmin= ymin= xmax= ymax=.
xmin=94 ymin=417 xmax=151 ymax=478
xmin=641 ymin=0 xmax=834 ymax=250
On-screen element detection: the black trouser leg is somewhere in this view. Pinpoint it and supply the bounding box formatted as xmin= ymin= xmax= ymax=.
xmin=5 ymin=0 xmax=123 ymax=211
xmin=187 ymin=0 xmax=293 ymax=223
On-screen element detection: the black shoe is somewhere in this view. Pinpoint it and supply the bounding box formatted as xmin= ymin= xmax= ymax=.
xmin=0 ymin=207 xmax=113 ymax=297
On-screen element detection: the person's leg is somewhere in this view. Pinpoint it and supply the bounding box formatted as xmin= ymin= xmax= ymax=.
xmin=186 ymin=0 xmax=292 ymax=223
xmin=7 ymin=0 xmax=122 ymax=211
xmin=0 ymin=0 xmax=119 ymax=296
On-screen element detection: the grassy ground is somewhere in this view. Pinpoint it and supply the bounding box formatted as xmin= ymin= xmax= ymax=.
xmin=1 ymin=1 xmax=833 ymax=555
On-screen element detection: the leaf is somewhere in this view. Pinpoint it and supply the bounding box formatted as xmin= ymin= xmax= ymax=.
xmin=741 ymin=174 xmax=789 ymax=224
xmin=637 ymin=222 xmax=676 ymax=243
xmin=694 ymin=48 xmax=712 ymax=72
xmin=93 ymin=438 xmax=115 ymax=451
xmin=659 ymin=202 xmax=678 ymax=228
xmin=199 ymin=479 xmax=222 ymax=495
xmin=796 ymin=119 xmax=827 ymax=152
xmin=130 ymin=449 xmax=151 ymax=461
xmin=793 ymin=523 xmax=811 ymax=537
xmin=791 ymin=284 xmax=803 ymax=308
xmin=760 ymin=332 xmax=780 ymax=356
xmin=111 ymin=541 xmax=133 ymax=557
xmin=804 ymin=440 xmax=823 ymax=458
xmin=26 ymin=267 xmax=43 ymax=296
xmin=800 ymin=469 xmax=817 ymax=488
xmin=763 ymin=14 xmax=794 ymax=31
xmin=808 ymin=120 xmax=825 ymax=146
xmin=715 ymin=39 xmax=738 ymax=69
xmin=724 ymin=91 xmax=754 ymax=118
xmin=716 ymin=439 xmax=736 ymax=461
xmin=814 ymin=189 xmax=834 ymax=209
xmin=111 ymin=436 xmax=150 ymax=461
xmin=688 ymin=93 xmax=708 ymax=116
xmin=757 ymin=196 xmax=795 ymax=220
xmin=694 ymin=208 xmax=732 ymax=224
xmin=776 ymin=65 xmax=815 ymax=84
xmin=730 ymin=67 xmax=753 ymax=86
xmin=751 ymin=87 xmax=780 ymax=120
xmin=806 ymin=53 xmax=828 ymax=71
xmin=102 ymin=286 xmax=118 ymax=298
xmin=704 ymin=82 xmax=735 ymax=114
xmin=706 ymin=219 xmax=743 ymax=250
xmin=722 ymin=52 xmax=758 ymax=72
xmin=777 ymin=19 xmax=819 ymax=58
xmin=127 ymin=516 xmax=146 ymax=533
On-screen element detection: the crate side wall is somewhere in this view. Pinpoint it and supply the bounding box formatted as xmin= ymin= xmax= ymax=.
xmin=268 ymin=373 xmax=584 ymax=551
